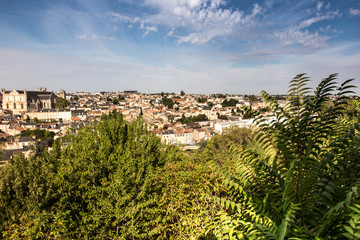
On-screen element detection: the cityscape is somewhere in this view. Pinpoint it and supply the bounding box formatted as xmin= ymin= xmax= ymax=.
xmin=0 ymin=87 xmax=286 ymax=162
xmin=1 ymin=0 xmax=360 ymax=239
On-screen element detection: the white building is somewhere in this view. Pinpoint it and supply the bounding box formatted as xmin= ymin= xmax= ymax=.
xmin=213 ymin=119 xmax=254 ymax=134
xmin=25 ymin=110 xmax=72 ymax=122
xmin=161 ymin=130 xmax=194 ymax=145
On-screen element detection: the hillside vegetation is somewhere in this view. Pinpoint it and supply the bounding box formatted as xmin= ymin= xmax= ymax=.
xmin=0 ymin=74 xmax=359 ymax=239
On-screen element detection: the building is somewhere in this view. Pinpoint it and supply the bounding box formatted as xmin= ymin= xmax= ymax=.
xmin=161 ymin=128 xmax=194 ymax=145
xmin=25 ymin=110 xmax=72 ymax=122
xmin=1 ymin=89 xmax=56 ymax=114
xmin=202 ymin=106 xmax=218 ymax=120
xmin=213 ymin=119 xmax=254 ymax=134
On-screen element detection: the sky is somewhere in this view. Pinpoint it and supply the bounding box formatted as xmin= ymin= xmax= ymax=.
xmin=0 ymin=0 xmax=359 ymax=94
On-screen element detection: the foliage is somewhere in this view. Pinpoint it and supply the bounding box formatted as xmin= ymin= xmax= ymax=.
xmin=149 ymin=148 xmax=224 ymax=239
xmin=218 ymin=114 xmax=228 ymax=120
xmin=162 ymin=97 xmax=174 ymax=109
xmin=0 ymin=154 xmax=57 ymax=238
xmin=273 ymin=95 xmax=286 ymax=100
xmin=1 ymin=74 xmax=358 ymax=240
xmin=212 ymin=94 xmax=227 ymax=98
xmin=222 ymin=99 xmax=239 ymax=107
xmin=198 ymin=98 xmax=207 ymax=103
xmin=112 ymin=98 xmax=119 ymax=104
xmin=259 ymin=106 xmax=271 ymax=113
xmin=249 ymin=95 xmax=259 ymax=102
xmin=20 ymin=129 xmax=55 ymax=140
xmin=1 ymin=111 xmax=169 ymax=239
xmin=179 ymin=114 xmax=209 ymax=124
xmin=55 ymin=97 xmax=69 ymax=109
xmin=341 ymin=100 xmax=360 ymax=124
xmin=211 ymin=73 xmax=360 ymax=239
xmin=201 ymin=126 xmax=252 ymax=165
xmin=180 ymin=90 xmax=185 ymax=96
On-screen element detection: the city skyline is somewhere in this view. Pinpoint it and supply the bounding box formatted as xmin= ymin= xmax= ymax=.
xmin=0 ymin=0 xmax=359 ymax=94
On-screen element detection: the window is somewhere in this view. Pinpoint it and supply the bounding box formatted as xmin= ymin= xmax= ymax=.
xmin=14 ymin=103 xmax=16 ymax=109
xmin=21 ymin=104 xmax=24 ymax=109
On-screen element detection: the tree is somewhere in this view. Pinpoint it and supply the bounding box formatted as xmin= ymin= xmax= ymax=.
xmin=198 ymin=98 xmax=207 ymax=103
xmin=210 ymin=74 xmax=360 ymax=239
xmin=21 ymin=129 xmax=55 ymax=140
xmin=180 ymin=90 xmax=185 ymax=96
xmin=162 ymin=97 xmax=174 ymax=109
xmin=217 ymin=113 xmax=228 ymax=120
xmin=1 ymin=112 xmax=170 ymax=239
xmin=52 ymin=112 xmax=168 ymax=238
xmin=112 ymin=98 xmax=119 ymax=105
xmin=55 ymin=97 xmax=69 ymax=109
xmin=179 ymin=114 xmax=209 ymax=124
xmin=201 ymin=126 xmax=252 ymax=163
xmin=151 ymin=150 xmax=224 ymax=239
xmin=259 ymin=106 xmax=271 ymax=113
xmin=0 ymin=154 xmax=58 ymax=238
xmin=212 ymin=94 xmax=226 ymax=98
xmin=222 ymin=99 xmax=239 ymax=107
xmin=249 ymin=95 xmax=258 ymax=102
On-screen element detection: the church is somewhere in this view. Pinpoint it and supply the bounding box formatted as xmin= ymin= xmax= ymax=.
xmin=1 ymin=88 xmax=57 ymax=115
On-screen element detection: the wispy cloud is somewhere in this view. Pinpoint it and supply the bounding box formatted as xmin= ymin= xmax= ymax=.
xmin=316 ymin=2 xmax=323 ymax=11
xmin=75 ymin=33 xmax=87 ymax=40
xmin=75 ymin=33 xmax=116 ymax=41
xmin=143 ymin=25 xmax=158 ymax=36
xmin=349 ymin=8 xmax=360 ymax=16
xmin=92 ymin=34 xmax=117 ymax=41
xmin=274 ymin=8 xmax=342 ymax=49
xmin=297 ymin=10 xmax=341 ymax=29
xmin=1 ymin=44 xmax=358 ymax=94
xmin=106 ymin=0 xmax=262 ymax=44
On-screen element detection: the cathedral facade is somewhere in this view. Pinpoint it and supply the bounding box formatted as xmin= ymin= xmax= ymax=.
xmin=1 ymin=89 xmax=56 ymax=114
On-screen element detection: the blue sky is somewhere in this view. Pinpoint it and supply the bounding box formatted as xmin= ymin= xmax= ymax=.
xmin=0 ymin=0 xmax=359 ymax=94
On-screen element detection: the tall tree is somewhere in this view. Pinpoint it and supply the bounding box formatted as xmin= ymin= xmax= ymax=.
xmin=0 ymin=111 xmax=169 ymax=239
xmin=55 ymin=97 xmax=69 ymax=109
xmin=211 ymin=74 xmax=360 ymax=239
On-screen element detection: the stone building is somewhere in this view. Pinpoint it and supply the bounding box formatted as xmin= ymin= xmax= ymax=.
xmin=1 ymin=89 xmax=56 ymax=114
xmin=58 ymin=89 xmax=66 ymax=99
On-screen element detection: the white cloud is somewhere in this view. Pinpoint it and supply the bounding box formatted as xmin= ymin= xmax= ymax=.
xmin=143 ymin=25 xmax=158 ymax=36
xmin=274 ymin=29 xmax=330 ymax=48
xmin=349 ymin=8 xmax=360 ymax=16
xmin=274 ymin=9 xmax=342 ymax=49
xmin=75 ymin=33 xmax=87 ymax=40
xmin=75 ymin=33 xmax=116 ymax=41
xmin=107 ymin=0 xmax=261 ymax=44
xmin=316 ymin=2 xmax=323 ymax=11
xmin=0 ymin=44 xmax=359 ymax=94
xmin=298 ymin=10 xmax=341 ymax=29
xmin=92 ymin=34 xmax=117 ymax=40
